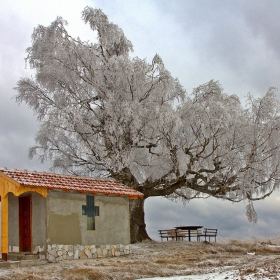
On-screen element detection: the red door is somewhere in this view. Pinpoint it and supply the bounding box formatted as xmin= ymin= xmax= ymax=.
xmin=19 ymin=196 xmax=32 ymax=252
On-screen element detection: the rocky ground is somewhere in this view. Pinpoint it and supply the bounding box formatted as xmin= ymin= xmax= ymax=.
xmin=1 ymin=237 xmax=280 ymax=279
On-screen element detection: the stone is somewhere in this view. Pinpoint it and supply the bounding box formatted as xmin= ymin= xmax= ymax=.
xmin=102 ymin=249 xmax=108 ymax=257
xmin=39 ymin=245 xmax=45 ymax=253
xmin=48 ymin=248 xmax=58 ymax=257
xmin=57 ymin=250 xmax=63 ymax=256
xmin=111 ymin=246 xmax=116 ymax=256
xmin=97 ymin=248 xmax=103 ymax=257
xmin=46 ymin=243 xmax=131 ymax=262
xmin=78 ymin=250 xmax=87 ymax=259
xmin=115 ymin=251 xmax=121 ymax=257
xmin=33 ymin=246 xmax=39 ymax=254
xmin=48 ymin=254 xmax=56 ymax=263
xmin=74 ymin=249 xmax=79 ymax=260
xmin=85 ymin=249 xmax=92 ymax=258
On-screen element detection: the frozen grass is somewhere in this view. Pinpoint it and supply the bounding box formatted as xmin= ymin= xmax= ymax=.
xmin=1 ymin=236 xmax=280 ymax=279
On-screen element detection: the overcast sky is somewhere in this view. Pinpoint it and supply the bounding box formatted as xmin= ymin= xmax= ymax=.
xmin=1 ymin=0 xmax=280 ymax=241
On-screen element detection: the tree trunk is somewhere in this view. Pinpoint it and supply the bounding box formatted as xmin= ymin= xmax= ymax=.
xmin=129 ymin=198 xmax=151 ymax=243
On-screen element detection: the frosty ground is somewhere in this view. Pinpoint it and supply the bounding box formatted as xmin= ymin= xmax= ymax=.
xmin=1 ymin=237 xmax=280 ymax=279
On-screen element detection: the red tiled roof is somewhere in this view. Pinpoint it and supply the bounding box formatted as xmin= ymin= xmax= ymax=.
xmin=0 ymin=169 xmax=143 ymax=199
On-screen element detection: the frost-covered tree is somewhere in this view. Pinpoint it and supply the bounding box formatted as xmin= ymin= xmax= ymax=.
xmin=15 ymin=7 xmax=280 ymax=242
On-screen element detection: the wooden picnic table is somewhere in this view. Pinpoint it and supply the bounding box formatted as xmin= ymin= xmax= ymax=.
xmin=175 ymin=226 xmax=203 ymax=241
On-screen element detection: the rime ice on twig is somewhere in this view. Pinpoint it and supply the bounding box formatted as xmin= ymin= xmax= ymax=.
xmin=15 ymin=7 xmax=280 ymax=239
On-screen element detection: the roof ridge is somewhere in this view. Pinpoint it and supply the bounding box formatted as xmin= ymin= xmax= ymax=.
xmin=0 ymin=168 xmax=116 ymax=182
xmin=0 ymin=168 xmax=144 ymax=198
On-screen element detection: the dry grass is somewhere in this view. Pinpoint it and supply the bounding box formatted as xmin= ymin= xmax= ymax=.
xmin=61 ymin=268 xmax=113 ymax=280
xmin=20 ymin=276 xmax=45 ymax=280
xmin=1 ymin=237 xmax=280 ymax=279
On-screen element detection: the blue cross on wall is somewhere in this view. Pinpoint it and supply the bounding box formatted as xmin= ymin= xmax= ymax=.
xmin=82 ymin=196 xmax=99 ymax=230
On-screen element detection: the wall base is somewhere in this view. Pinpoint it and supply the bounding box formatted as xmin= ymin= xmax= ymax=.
xmin=47 ymin=244 xmax=132 ymax=262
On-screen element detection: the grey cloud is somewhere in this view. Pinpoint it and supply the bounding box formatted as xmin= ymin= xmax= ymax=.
xmin=145 ymin=194 xmax=280 ymax=241
xmin=151 ymin=0 xmax=280 ymax=96
xmin=241 ymin=1 xmax=280 ymax=59
xmin=0 ymin=90 xmax=50 ymax=170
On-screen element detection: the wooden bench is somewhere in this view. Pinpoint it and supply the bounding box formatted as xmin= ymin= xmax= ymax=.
xmin=198 ymin=228 xmax=218 ymax=242
xmin=182 ymin=229 xmax=201 ymax=241
xmin=158 ymin=229 xmax=177 ymax=241
xmin=175 ymin=229 xmax=188 ymax=241
xmin=159 ymin=229 xmax=201 ymax=241
xmin=187 ymin=230 xmax=201 ymax=241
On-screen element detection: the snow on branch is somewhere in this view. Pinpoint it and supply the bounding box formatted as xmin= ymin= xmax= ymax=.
xmin=15 ymin=7 xmax=280 ymax=224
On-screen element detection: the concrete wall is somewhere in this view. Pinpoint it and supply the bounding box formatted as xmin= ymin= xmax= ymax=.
xmin=47 ymin=191 xmax=131 ymax=245
xmin=8 ymin=193 xmax=19 ymax=247
xmin=8 ymin=192 xmax=46 ymax=251
xmin=32 ymin=193 xmax=47 ymax=249
xmin=82 ymin=195 xmax=130 ymax=245
xmin=6 ymin=190 xmax=131 ymax=253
